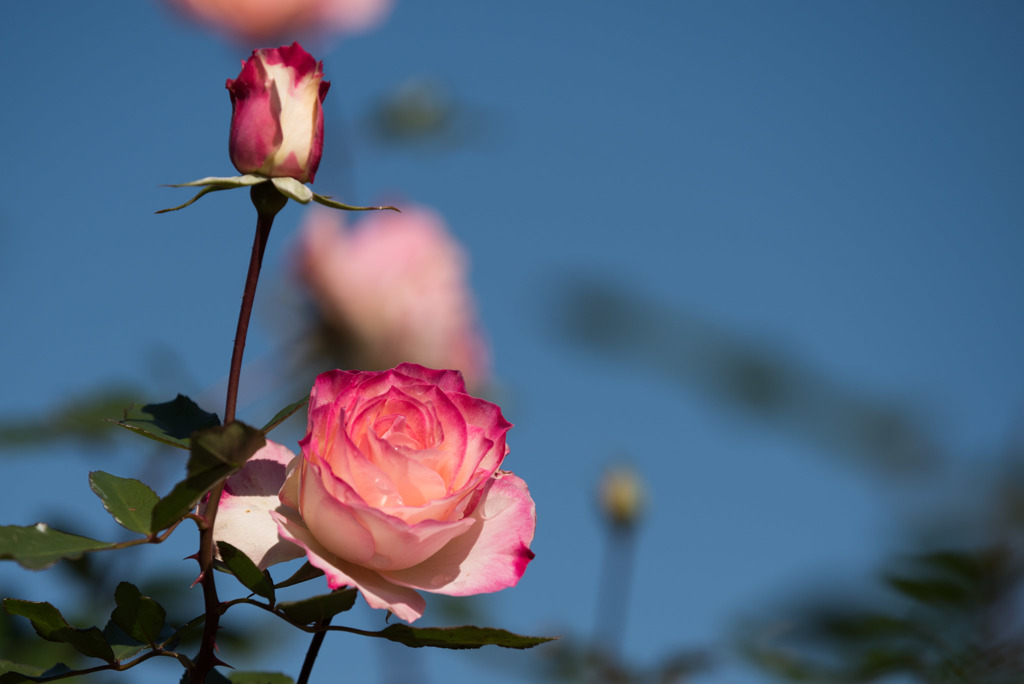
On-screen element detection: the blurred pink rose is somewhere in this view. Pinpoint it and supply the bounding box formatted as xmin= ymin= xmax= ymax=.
xmin=213 ymin=364 xmax=536 ymax=622
xmin=227 ymin=43 xmax=328 ymax=183
xmin=296 ymin=205 xmax=491 ymax=389
xmin=165 ymin=0 xmax=392 ymax=43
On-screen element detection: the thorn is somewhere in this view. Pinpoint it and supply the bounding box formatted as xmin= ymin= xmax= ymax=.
xmin=190 ymin=571 xmax=204 ymax=589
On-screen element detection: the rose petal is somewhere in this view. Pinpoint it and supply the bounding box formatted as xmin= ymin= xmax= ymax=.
xmin=210 ymin=440 xmax=304 ymax=569
xmin=392 ymin=363 xmax=467 ymax=394
xmin=298 ymin=457 xmax=377 ymax=564
xmin=304 ymin=463 xmax=479 ymax=570
xmin=273 ymin=510 xmax=426 ymax=623
xmin=379 ymin=473 xmax=536 ymax=596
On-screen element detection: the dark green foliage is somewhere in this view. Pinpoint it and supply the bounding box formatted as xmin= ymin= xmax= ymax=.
xmin=740 ymin=546 xmax=1024 ymax=684
xmin=110 ymin=394 xmax=220 ymax=450
xmin=228 ymin=673 xmax=294 ymax=684
xmin=375 ymin=624 xmax=556 ymax=650
xmin=277 ymin=589 xmax=356 ymax=626
xmin=3 ymin=600 xmax=114 ymax=662
xmin=110 ymin=582 xmax=166 ymax=645
xmin=273 ymin=562 xmax=323 ymax=589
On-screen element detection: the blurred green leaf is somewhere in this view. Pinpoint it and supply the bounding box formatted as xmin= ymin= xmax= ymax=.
xmin=277 ymin=589 xmax=356 ymax=625
xmin=0 ymin=525 xmax=114 ymax=570
xmin=373 ymin=624 xmax=556 ymax=650
xmin=217 ymin=542 xmax=274 ymax=603
xmin=110 ymin=394 xmax=220 ymax=450
xmin=89 ymin=471 xmax=159 ymax=535
xmin=558 ymin=277 xmax=939 ymax=476
xmin=3 ymin=600 xmax=114 ymax=662
xmin=229 ymin=673 xmax=294 ymax=684
xmin=111 ymin=582 xmax=166 ymax=645
xmin=0 ymin=662 xmax=71 ymax=684
xmin=884 ymin=574 xmax=973 ymax=608
xmin=150 ymin=422 xmax=264 ymax=531
xmin=0 ymin=661 xmax=46 ymax=677
xmin=0 ymin=388 xmax=140 ymax=450
xmin=260 ymin=397 xmax=308 ymax=435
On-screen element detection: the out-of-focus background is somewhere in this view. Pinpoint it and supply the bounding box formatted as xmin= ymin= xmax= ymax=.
xmin=2 ymin=2 xmax=1024 ymax=682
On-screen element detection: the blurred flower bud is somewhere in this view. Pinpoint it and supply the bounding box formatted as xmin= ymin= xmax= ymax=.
xmin=599 ymin=465 xmax=646 ymax=528
xmin=294 ymin=204 xmax=491 ymax=390
xmin=165 ymin=0 xmax=393 ymax=44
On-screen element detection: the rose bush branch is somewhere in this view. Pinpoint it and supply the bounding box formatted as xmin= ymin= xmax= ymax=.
xmin=216 ymin=594 xmax=554 ymax=651
xmin=0 ymin=648 xmax=190 ymax=684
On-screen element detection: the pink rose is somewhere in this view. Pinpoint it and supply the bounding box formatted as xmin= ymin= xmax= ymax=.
xmin=295 ymin=205 xmax=490 ymax=390
xmin=165 ymin=0 xmax=392 ymax=43
xmin=227 ymin=43 xmax=329 ymax=184
xmin=213 ymin=364 xmax=536 ymax=622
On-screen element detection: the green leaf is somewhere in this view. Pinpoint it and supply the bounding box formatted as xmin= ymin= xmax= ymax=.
xmin=229 ymin=673 xmax=294 ymax=684
xmin=311 ymin=192 xmax=400 ymax=213
xmin=102 ymin=620 xmax=149 ymax=661
xmin=109 ymin=395 xmax=220 ymax=450
xmin=111 ymin=582 xmax=166 ymax=645
xmin=89 ymin=472 xmax=159 ymax=535
xmin=3 ymin=600 xmax=115 ymax=662
xmin=260 ymin=397 xmax=309 ymax=434
xmin=150 ymin=422 xmax=264 ymax=531
xmin=277 ymin=589 xmax=356 ymax=625
xmin=101 ymin=617 xmax=175 ymax=661
xmin=0 ymin=661 xmax=47 ymax=677
xmin=373 ymin=624 xmax=556 ymax=650
xmin=0 ymin=524 xmax=115 ymax=570
xmin=217 ymin=542 xmax=275 ymax=603
xmin=157 ymin=174 xmax=268 ymax=214
xmin=0 ymin=662 xmax=71 ymax=684
xmin=270 ymin=177 xmax=312 ymax=203
xmin=273 ymin=562 xmax=324 ymax=589
xmin=192 ymin=422 xmax=266 ymax=467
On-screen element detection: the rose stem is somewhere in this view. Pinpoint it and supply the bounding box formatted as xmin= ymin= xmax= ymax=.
xmin=593 ymin=522 xmax=637 ymax=675
xmin=191 ymin=182 xmax=288 ymax=684
xmin=296 ymin=618 xmax=332 ymax=684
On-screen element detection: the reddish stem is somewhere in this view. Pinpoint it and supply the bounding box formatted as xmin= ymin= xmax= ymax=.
xmin=190 ymin=182 xmax=286 ymax=683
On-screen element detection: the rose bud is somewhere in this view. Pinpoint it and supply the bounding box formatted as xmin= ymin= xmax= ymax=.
xmin=226 ymin=43 xmax=329 ymax=184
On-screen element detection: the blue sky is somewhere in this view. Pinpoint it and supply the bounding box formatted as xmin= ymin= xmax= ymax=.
xmin=2 ymin=2 xmax=1024 ymax=682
